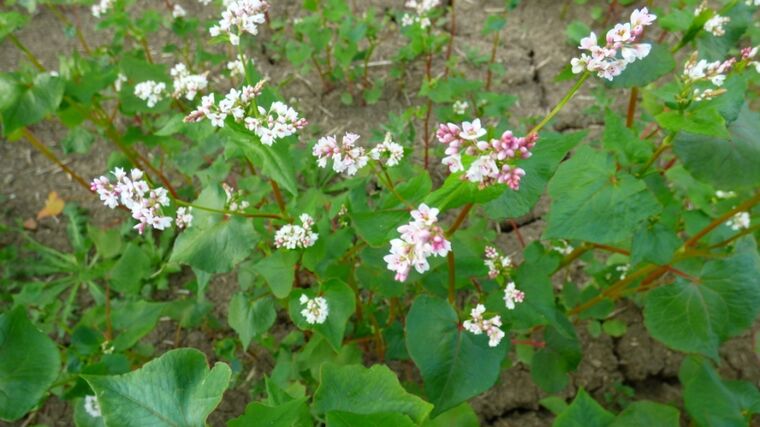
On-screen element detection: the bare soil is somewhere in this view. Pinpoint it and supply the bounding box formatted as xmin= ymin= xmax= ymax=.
xmin=1 ymin=1 xmax=759 ymax=426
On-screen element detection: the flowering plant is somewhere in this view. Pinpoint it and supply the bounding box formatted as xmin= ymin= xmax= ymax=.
xmin=1 ymin=0 xmax=760 ymax=426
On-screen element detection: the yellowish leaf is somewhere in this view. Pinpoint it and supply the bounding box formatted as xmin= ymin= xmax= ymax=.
xmin=37 ymin=191 xmax=65 ymax=219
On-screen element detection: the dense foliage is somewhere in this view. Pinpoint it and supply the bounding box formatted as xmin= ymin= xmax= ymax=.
xmin=1 ymin=0 xmax=760 ymax=425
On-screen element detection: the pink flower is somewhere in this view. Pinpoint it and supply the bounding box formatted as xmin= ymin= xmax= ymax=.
xmin=384 ymin=203 xmax=451 ymax=282
xmin=460 ymin=119 xmax=487 ymax=141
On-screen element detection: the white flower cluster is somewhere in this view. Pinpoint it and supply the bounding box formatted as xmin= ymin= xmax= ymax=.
xmin=90 ymin=168 xmax=176 ymax=234
xmin=401 ymin=0 xmax=439 ymax=28
xmin=172 ymin=4 xmax=187 ymax=19
xmin=210 ymin=0 xmax=270 ymax=46
xmin=571 ymin=8 xmax=657 ymax=80
xmin=436 ymin=119 xmax=535 ymax=190
xmin=91 ymin=0 xmax=114 ymax=18
xmin=170 ymin=63 xmax=208 ymax=101
xmin=453 ymin=100 xmax=469 ymax=115
xmin=503 ymin=281 xmax=525 ymax=310
xmin=185 ymin=84 xmax=261 ymax=127
xmin=246 ymin=101 xmax=307 ymax=146
xmin=552 ymin=240 xmax=575 ymax=255
xmin=175 ymin=207 xmax=193 ymax=229
xmin=695 ymin=2 xmax=729 ymax=37
xmin=384 ymin=204 xmax=451 ymax=282
xmin=716 ymin=190 xmax=737 ymax=199
xmin=134 ymin=81 xmax=167 ymax=108
xmin=313 ymin=133 xmax=369 ymax=176
xmin=227 ymin=55 xmax=248 ymax=77
xmin=484 ymin=246 xmax=512 ymax=279
xmin=726 ymin=212 xmax=751 ymax=231
xmin=299 ymin=294 xmax=329 ymax=324
xmin=223 ymin=183 xmax=250 ymax=212
xmin=84 ymin=395 xmax=101 ymax=418
xmin=682 ymin=52 xmax=735 ymax=101
xmin=369 ymin=133 xmax=405 ymax=167
xmin=274 ymin=214 xmax=318 ymax=249
xmin=463 ymin=304 xmax=504 ymax=347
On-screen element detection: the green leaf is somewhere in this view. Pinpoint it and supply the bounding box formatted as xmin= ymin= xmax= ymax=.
xmin=424 ymin=173 xmax=503 ymax=212
xmin=656 ymin=107 xmax=729 ymax=138
xmin=531 ymin=324 xmax=582 ymax=393
xmin=351 ymin=210 xmax=407 ymax=247
xmin=288 ymin=279 xmax=356 ymax=351
xmin=228 ymin=293 xmax=276 ymax=349
xmin=170 ymin=217 xmax=256 ymax=274
xmin=630 ymin=222 xmax=681 ymax=266
xmin=228 ymin=398 xmax=312 ymax=427
xmin=608 ymin=43 xmax=675 ymax=88
xmin=610 ymin=401 xmax=680 ymax=427
xmin=553 ymin=389 xmax=614 ymax=427
xmin=486 ymin=131 xmax=586 ymax=219
xmin=314 ymin=363 xmax=433 ymax=423
xmin=326 ymin=411 xmax=416 ymax=427
xmin=602 ymin=319 xmax=627 ymax=337
xmin=0 ymin=306 xmax=60 ymax=421
xmin=254 ymin=250 xmax=299 ymax=299
xmin=544 ymin=146 xmax=661 ymax=245
xmin=602 ymin=109 xmax=651 ymax=166
xmin=680 ymin=355 xmax=760 ymax=426
xmin=422 ymin=403 xmax=479 ymax=427
xmin=61 ymin=127 xmax=95 ymax=154
xmin=672 ymin=104 xmax=760 ymax=189
xmin=406 ymin=295 xmax=508 ymax=416
xmin=644 ymin=237 xmax=760 ymax=359
xmin=2 ymin=73 xmax=64 ymax=136
xmin=83 ymin=348 xmax=231 ymax=427
xmin=109 ymin=243 xmax=151 ymax=295
xmin=0 ymin=12 xmax=29 ymax=40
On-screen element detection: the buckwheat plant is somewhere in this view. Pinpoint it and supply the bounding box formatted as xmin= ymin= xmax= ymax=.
xmin=2 ymin=0 xmax=760 ymax=425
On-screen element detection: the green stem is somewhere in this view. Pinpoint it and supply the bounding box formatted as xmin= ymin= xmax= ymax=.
xmin=8 ymin=34 xmax=45 ymax=71
xmin=173 ymin=199 xmax=284 ymax=220
xmin=639 ymin=133 xmax=675 ymax=176
xmin=528 ymin=71 xmax=590 ymax=135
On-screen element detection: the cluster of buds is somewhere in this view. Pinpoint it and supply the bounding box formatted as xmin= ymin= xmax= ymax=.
xmin=313 ymin=133 xmax=369 ymax=176
xmin=210 ymin=0 xmax=270 ymax=45
xmin=369 ymin=133 xmax=405 ymax=167
xmin=185 ymin=84 xmax=261 ymax=127
xmin=90 ymin=168 xmax=182 ymax=234
xmin=223 ymin=183 xmax=250 ymax=212
xmin=175 ymin=207 xmax=193 ymax=229
xmin=551 ymin=240 xmax=575 ymax=256
xmin=453 ymin=100 xmax=469 ymax=115
xmin=401 ymin=0 xmax=439 ymax=28
xmin=91 ymin=0 xmax=114 ymax=17
xmin=274 ymin=214 xmax=318 ymax=249
xmin=299 ymin=294 xmax=329 ymax=324
xmin=384 ymin=204 xmax=451 ymax=282
xmin=436 ymin=119 xmax=536 ymax=190
xmin=682 ymin=52 xmax=735 ymax=101
xmin=134 ymin=81 xmax=167 ymax=108
xmin=484 ymin=246 xmax=513 ymax=279
xmin=227 ymin=54 xmax=248 ymax=77
xmin=695 ymin=2 xmax=729 ymax=37
xmin=503 ymin=282 xmax=525 ymax=310
xmin=170 ymin=63 xmax=208 ymax=101
xmin=741 ymin=46 xmax=760 ymax=73
xmin=570 ymin=8 xmax=657 ymax=80
xmin=726 ymin=212 xmax=751 ymax=231
xmin=463 ymin=304 xmax=504 ymax=347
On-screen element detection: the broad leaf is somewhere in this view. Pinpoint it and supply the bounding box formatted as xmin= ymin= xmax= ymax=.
xmin=1 ymin=73 xmax=64 ymax=136
xmin=607 ymin=43 xmax=675 ymax=88
xmin=228 ymin=397 xmax=312 ymax=427
xmin=228 ymin=293 xmax=276 ymax=349
xmin=544 ymin=146 xmax=661 ymax=245
xmin=314 ymin=363 xmax=433 ymax=423
xmin=406 ymin=295 xmax=508 ymax=416
xmin=486 ymin=131 xmax=586 ymax=219
xmin=644 ymin=237 xmax=760 ymax=359
xmin=0 ymin=12 xmax=29 ymax=41
xmin=351 ymin=210 xmax=408 ymax=247
xmin=170 ymin=217 xmax=256 ymax=274
xmin=610 ymin=401 xmax=680 ymax=427
xmin=656 ymin=107 xmax=729 ymax=138
xmin=255 ymin=250 xmax=299 ymax=299
xmin=553 ymin=389 xmax=614 ymax=427
xmin=0 ymin=306 xmax=60 ymax=421
xmin=672 ymin=104 xmax=760 ymax=189
xmin=326 ymin=411 xmax=416 ymax=427
xmin=84 ymin=348 xmax=231 ymax=427
xmin=602 ymin=109 xmax=651 ymax=166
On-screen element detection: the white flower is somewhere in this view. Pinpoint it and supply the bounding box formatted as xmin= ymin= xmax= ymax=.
xmin=92 ymin=0 xmax=114 ymax=17
xmin=245 ymin=101 xmax=307 ymax=146
xmin=274 ymin=214 xmax=318 ymax=249
xmin=462 ymin=304 xmax=505 ymax=347
xmin=211 ymin=0 xmax=270 ymax=45
xmin=299 ymin=294 xmax=329 ymax=324
xmin=114 ymin=73 xmax=127 ymax=92
xmin=175 ymin=207 xmax=193 ymax=228
xmin=484 ymin=246 xmax=512 ymax=279
xmin=503 ymin=281 xmax=525 ymax=310
xmin=453 ymin=100 xmax=468 ymax=115
xmin=171 ymin=63 xmax=208 ymax=101
xmin=460 ymin=119 xmax=487 ymax=141
xmin=726 ymin=211 xmax=751 ymax=231
xmin=84 ymin=395 xmax=101 ymax=418
xmin=313 ymin=132 xmax=369 ymax=175
xmin=552 ymin=240 xmax=574 ymax=255
xmin=134 ymin=81 xmax=167 ymax=108
xmin=369 ymin=133 xmax=405 ymax=167
xmin=384 ymin=203 xmax=450 ymax=282
xmin=704 ymin=14 xmax=730 ymax=37
xmin=227 ymin=55 xmax=249 ymax=77
xmin=172 ymin=4 xmax=187 ymax=18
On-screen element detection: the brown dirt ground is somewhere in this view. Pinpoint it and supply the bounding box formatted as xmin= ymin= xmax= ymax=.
xmin=2 ymin=0 xmax=759 ymax=426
